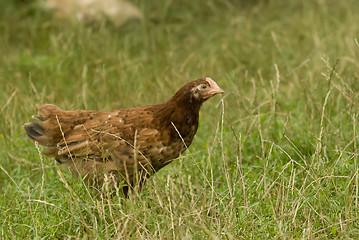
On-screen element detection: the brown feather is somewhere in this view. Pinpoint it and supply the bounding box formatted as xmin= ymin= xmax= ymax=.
xmin=24 ymin=78 xmax=223 ymax=196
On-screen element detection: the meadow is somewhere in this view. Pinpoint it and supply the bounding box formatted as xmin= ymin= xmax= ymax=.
xmin=1 ymin=0 xmax=359 ymax=238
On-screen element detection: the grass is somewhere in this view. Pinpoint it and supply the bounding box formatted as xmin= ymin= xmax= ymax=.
xmin=1 ymin=0 xmax=359 ymax=238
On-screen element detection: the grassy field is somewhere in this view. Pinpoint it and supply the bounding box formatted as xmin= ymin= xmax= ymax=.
xmin=1 ymin=0 xmax=359 ymax=238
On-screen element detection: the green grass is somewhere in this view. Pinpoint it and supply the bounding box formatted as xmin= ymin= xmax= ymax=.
xmin=1 ymin=0 xmax=359 ymax=238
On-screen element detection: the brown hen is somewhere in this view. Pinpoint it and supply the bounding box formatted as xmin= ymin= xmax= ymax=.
xmin=24 ymin=78 xmax=223 ymax=196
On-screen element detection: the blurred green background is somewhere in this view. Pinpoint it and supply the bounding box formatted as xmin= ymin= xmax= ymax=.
xmin=1 ymin=0 xmax=359 ymax=238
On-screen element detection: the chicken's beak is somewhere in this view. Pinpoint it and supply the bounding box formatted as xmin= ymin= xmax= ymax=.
xmin=209 ymin=85 xmax=224 ymax=95
xmin=207 ymin=78 xmax=224 ymax=95
xmin=202 ymin=77 xmax=224 ymax=99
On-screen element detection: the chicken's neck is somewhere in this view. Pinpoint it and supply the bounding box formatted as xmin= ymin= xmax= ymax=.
xmin=151 ymin=93 xmax=202 ymax=145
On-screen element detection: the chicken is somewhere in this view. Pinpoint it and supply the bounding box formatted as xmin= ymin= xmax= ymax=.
xmin=24 ymin=78 xmax=224 ymax=196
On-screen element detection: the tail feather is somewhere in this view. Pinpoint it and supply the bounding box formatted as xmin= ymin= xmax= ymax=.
xmin=38 ymin=104 xmax=62 ymax=118
xmin=24 ymin=104 xmax=64 ymax=146
xmin=24 ymin=122 xmax=45 ymax=141
xmin=24 ymin=104 xmax=95 ymax=159
xmin=32 ymin=115 xmax=46 ymax=121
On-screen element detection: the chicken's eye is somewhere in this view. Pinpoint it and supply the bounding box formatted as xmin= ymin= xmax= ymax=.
xmin=201 ymin=85 xmax=207 ymax=89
